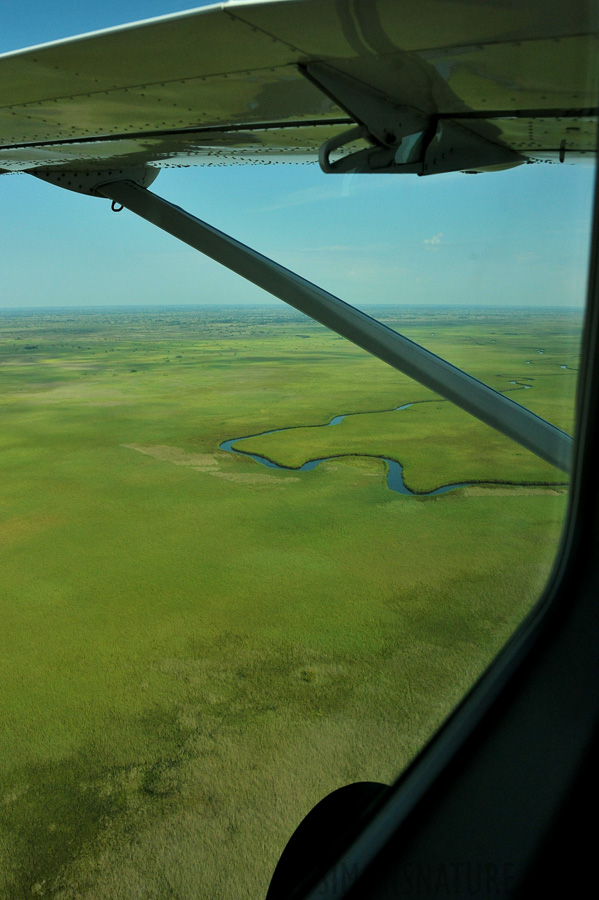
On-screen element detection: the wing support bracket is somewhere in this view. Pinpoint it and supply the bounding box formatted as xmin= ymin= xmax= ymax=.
xmin=303 ymin=64 xmax=524 ymax=175
xmin=89 ymin=177 xmax=571 ymax=473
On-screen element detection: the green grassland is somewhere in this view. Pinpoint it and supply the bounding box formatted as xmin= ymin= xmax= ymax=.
xmin=0 ymin=306 xmax=580 ymax=898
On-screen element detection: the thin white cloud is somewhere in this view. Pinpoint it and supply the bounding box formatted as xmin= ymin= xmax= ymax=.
xmin=257 ymin=174 xmax=394 ymax=212
xmin=515 ymin=251 xmax=541 ymax=264
xmin=282 ymin=242 xmax=396 ymax=255
xmin=258 ymin=183 xmax=344 ymax=212
xmin=423 ymin=232 xmax=444 ymax=248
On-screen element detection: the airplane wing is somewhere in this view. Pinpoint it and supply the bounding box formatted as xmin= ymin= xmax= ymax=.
xmin=0 ymin=0 xmax=597 ymax=175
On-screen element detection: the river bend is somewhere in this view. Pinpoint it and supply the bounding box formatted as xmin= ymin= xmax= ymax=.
xmin=220 ymin=402 xmax=475 ymax=496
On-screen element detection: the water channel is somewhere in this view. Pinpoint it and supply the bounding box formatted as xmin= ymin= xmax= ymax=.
xmin=219 ymin=381 xmax=569 ymax=495
xmin=220 ymin=402 xmax=475 ymax=496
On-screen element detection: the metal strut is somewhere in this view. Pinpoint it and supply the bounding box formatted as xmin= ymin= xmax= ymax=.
xmin=97 ymin=179 xmax=572 ymax=473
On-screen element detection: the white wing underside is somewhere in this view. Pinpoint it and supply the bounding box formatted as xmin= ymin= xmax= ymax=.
xmin=0 ymin=0 xmax=597 ymax=175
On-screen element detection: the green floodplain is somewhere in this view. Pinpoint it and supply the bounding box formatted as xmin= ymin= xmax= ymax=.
xmin=0 ymin=304 xmax=581 ymax=898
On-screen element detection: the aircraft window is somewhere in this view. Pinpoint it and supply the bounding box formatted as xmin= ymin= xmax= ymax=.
xmin=0 ymin=155 xmax=594 ymax=898
xmin=1 ymin=1 xmax=598 ymax=891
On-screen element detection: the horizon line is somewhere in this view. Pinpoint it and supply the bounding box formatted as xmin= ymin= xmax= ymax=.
xmin=0 ymin=302 xmax=586 ymax=314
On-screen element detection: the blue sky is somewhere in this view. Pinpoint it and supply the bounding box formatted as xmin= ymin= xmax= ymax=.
xmin=0 ymin=1 xmax=595 ymax=309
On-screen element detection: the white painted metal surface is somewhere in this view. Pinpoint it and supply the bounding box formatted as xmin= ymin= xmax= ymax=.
xmin=1 ymin=0 xmax=597 ymax=173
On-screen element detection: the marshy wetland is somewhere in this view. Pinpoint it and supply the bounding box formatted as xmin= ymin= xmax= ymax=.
xmin=0 ymin=305 xmax=580 ymax=898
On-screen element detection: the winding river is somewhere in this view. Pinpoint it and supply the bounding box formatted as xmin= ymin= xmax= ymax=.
xmin=220 ymin=402 xmax=475 ymax=496
xmin=220 ymin=380 xmax=569 ymax=496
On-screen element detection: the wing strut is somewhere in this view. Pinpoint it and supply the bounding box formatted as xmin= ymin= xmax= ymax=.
xmin=97 ymin=178 xmax=572 ymax=473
